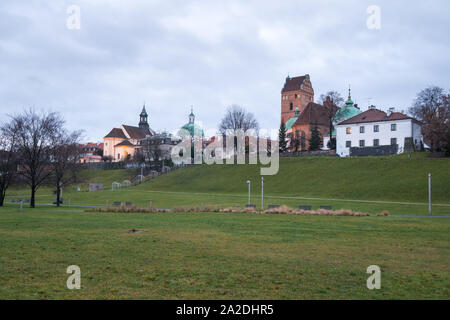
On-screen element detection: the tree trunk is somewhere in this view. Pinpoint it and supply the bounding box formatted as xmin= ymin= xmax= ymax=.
xmin=56 ymin=183 xmax=61 ymax=207
xmin=30 ymin=185 xmax=36 ymax=208
xmin=0 ymin=189 xmax=4 ymax=207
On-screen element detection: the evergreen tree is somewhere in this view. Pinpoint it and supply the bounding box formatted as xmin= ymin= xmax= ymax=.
xmin=279 ymin=122 xmax=287 ymax=153
xmin=308 ymin=125 xmax=322 ymax=151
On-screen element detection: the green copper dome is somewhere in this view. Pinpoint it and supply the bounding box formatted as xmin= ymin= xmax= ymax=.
xmin=178 ymin=107 xmax=204 ymax=137
xmin=179 ymin=122 xmax=204 ymax=137
xmin=334 ymin=88 xmax=361 ymax=122
xmin=285 ymin=107 xmax=300 ymax=130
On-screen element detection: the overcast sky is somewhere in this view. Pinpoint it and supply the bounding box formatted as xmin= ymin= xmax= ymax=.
xmin=0 ymin=0 xmax=449 ymax=142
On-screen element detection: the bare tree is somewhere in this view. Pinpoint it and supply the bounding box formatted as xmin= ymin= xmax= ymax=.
xmin=11 ymin=109 xmax=64 ymax=208
xmin=409 ymin=86 xmax=450 ymax=152
xmin=219 ymin=105 xmax=259 ymax=156
xmin=219 ymin=105 xmax=259 ymax=135
xmin=0 ymin=123 xmax=19 ymax=206
xmin=137 ymin=136 xmax=167 ymax=172
xmin=318 ymin=91 xmax=344 ymax=107
xmin=322 ymin=96 xmax=340 ymax=149
xmin=50 ymin=130 xmax=83 ymax=206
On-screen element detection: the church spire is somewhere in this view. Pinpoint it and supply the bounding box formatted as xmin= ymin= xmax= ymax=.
xmin=139 ymin=103 xmax=149 ymax=130
xmin=141 ymin=102 xmax=147 ymax=116
xmin=345 ymin=85 xmax=355 ymax=109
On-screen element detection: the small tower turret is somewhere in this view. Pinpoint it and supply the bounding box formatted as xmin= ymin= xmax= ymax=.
xmin=188 ymin=106 xmax=195 ymax=124
xmin=139 ymin=104 xmax=149 ymax=130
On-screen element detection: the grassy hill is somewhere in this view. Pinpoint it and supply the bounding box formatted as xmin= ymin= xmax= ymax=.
xmin=4 ymin=153 xmax=450 ymax=215
xmin=140 ymin=153 xmax=449 ymax=203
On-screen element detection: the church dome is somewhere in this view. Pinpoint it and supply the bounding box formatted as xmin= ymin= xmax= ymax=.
xmin=178 ymin=107 xmax=204 ymax=137
xmin=334 ymin=88 xmax=361 ymax=122
xmin=179 ymin=122 xmax=204 ymax=137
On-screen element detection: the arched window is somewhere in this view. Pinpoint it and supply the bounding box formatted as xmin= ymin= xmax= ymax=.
xmin=290 ymin=102 xmax=293 ymax=110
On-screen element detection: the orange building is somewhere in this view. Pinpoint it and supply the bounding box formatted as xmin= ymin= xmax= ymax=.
xmin=103 ymin=105 xmax=155 ymax=161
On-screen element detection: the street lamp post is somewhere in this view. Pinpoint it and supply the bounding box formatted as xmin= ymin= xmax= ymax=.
xmin=261 ymin=177 xmax=264 ymax=210
xmin=246 ymin=180 xmax=251 ymax=205
xmin=428 ymin=173 xmax=432 ymax=216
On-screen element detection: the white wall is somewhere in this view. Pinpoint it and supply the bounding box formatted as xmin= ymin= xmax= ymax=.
xmin=336 ymin=119 xmax=421 ymax=157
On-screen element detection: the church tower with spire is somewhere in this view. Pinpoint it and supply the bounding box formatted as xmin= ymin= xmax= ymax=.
xmin=139 ymin=104 xmax=149 ymax=131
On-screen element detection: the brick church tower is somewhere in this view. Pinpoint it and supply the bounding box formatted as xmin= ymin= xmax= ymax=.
xmin=281 ymin=74 xmax=314 ymax=123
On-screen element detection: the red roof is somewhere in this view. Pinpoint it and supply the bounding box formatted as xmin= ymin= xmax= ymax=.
xmin=122 ymin=125 xmax=151 ymax=140
xmin=293 ymin=102 xmax=330 ymax=126
xmin=105 ymin=128 xmax=127 ymax=139
xmin=338 ymin=109 xmax=418 ymax=125
xmin=282 ymin=75 xmax=306 ymax=92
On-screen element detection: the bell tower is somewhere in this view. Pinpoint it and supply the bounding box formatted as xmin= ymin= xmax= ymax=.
xmin=281 ymin=74 xmax=314 ymax=123
xmin=139 ymin=104 xmax=149 ymax=130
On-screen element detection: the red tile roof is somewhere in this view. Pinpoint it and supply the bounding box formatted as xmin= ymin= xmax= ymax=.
xmin=105 ymin=128 xmax=127 ymax=139
xmin=282 ymin=76 xmax=306 ymax=92
xmin=293 ymin=102 xmax=330 ymax=126
xmin=338 ymin=109 xmax=418 ymax=125
xmin=122 ymin=125 xmax=151 ymax=140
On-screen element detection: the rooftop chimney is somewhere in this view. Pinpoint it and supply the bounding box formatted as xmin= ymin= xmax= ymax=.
xmin=387 ymin=107 xmax=395 ymax=116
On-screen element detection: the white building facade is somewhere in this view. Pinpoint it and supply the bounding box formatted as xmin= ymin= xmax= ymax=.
xmin=336 ymin=108 xmax=423 ymax=157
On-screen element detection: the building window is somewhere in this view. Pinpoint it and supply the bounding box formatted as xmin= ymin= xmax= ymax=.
xmin=295 ymin=94 xmax=298 ymax=99
xmin=290 ymin=102 xmax=293 ymax=110
xmin=391 ymin=124 xmax=397 ymax=131
xmin=391 ymin=138 xmax=397 ymax=145
xmin=118 ymin=153 xmax=121 ymax=159
xmin=346 ymin=141 xmax=351 ymax=148
xmin=360 ymin=126 xmax=365 ymax=133
xmin=359 ymin=140 xmax=365 ymax=147
xmin=374 ymin=125 xmax=379 ymax=132
xmin=346 ymin=127 xmax=352 ymax=134
xmin=373 ymin=139 xmax=379 ymax=146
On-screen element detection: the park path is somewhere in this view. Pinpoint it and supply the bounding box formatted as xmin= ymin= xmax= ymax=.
xmin=123 ymin=189 xmax=450 ymax=207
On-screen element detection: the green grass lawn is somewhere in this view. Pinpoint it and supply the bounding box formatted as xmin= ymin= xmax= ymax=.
xmin=1 ymin=154 xmax=449 ymax=299
xmin=0 ymin=206 xmax=449 ymax=299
